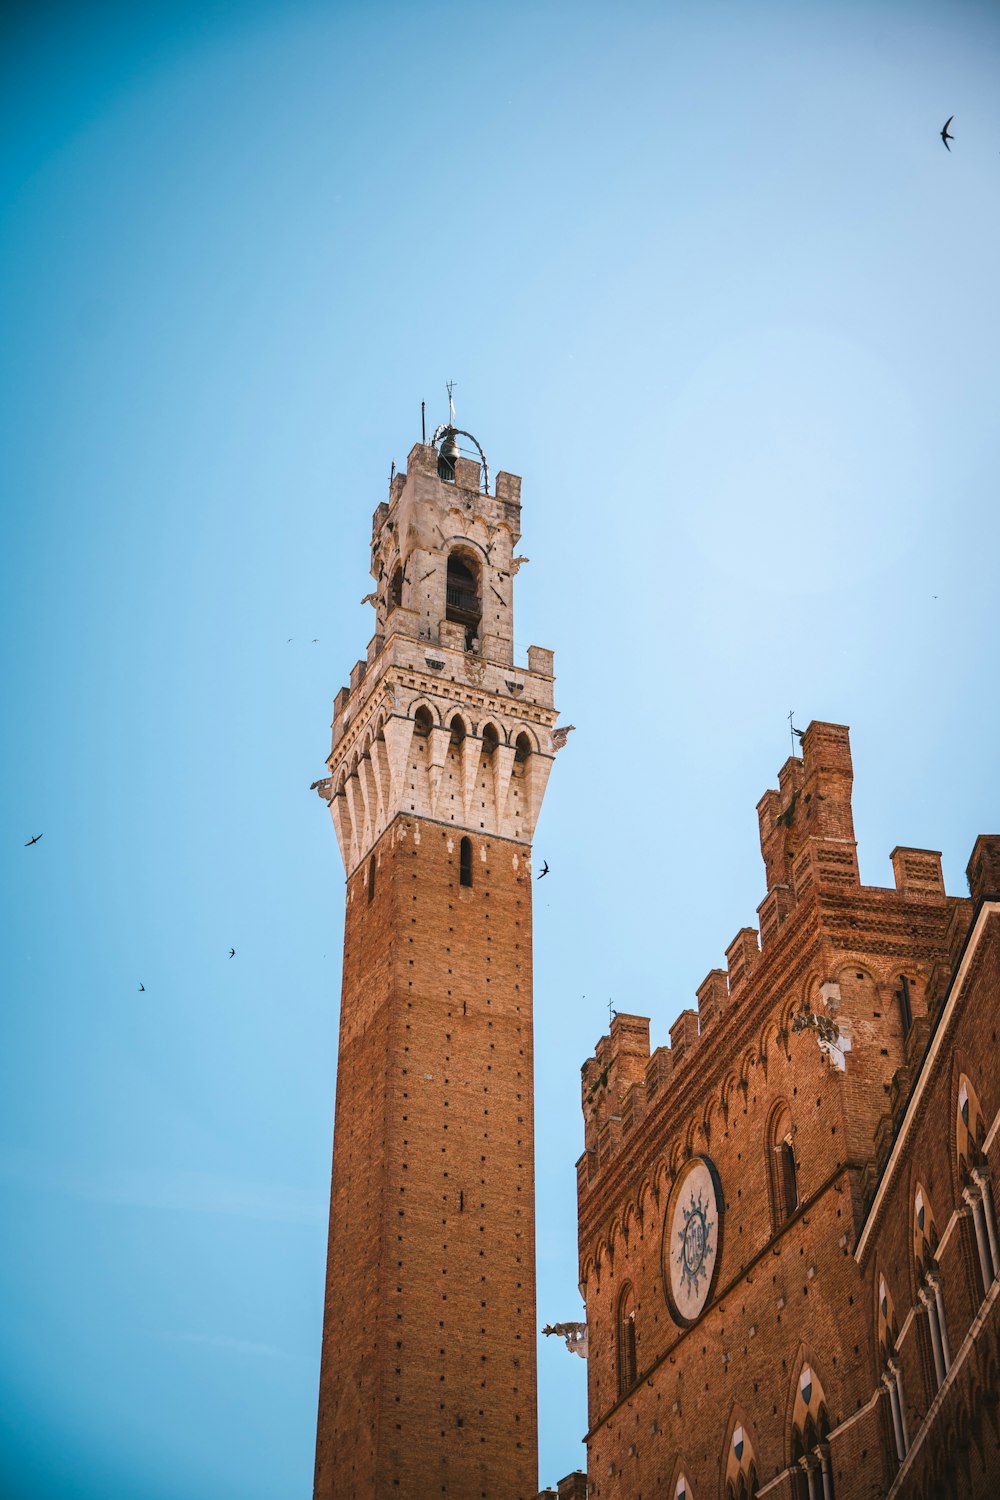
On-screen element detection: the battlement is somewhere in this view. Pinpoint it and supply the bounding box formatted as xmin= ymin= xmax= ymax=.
xmin=577 ymin=722 xmax=963 ymax=1195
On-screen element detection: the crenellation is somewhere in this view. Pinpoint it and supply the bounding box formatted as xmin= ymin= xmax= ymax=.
xmin=645 ymin=1045 xmax=672 ymax=1096
xmin=757 ymin=882 xmax=794 ymax=948
xmin=724 ymin=926 xmax=760 ymax=994
xmin=669 ymin=1008 xmax=699 ymax=1059
xmin=696 ymin=969 xmax=729 ymax=1029
xmin=890 ymin=846 xmax=945 ymax=900
xmin=968 ymin=834 xmax=1000 ymax=905
xmin=495 ymin=470 xmax=522 ymax=503
xmin=453 ymin=455 xmax=481 ymax=489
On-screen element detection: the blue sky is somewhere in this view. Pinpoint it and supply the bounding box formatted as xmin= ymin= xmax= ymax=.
xmin=2 ymin=0 xmax=999 ymax=1494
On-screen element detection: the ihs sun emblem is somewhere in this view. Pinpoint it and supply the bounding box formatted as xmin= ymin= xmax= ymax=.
xmin=675 ymin=1188 xmax=714 ymax=1297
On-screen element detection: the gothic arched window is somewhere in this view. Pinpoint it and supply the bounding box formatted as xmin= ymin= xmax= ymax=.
xmin=725 ymin=1424 xmax=759 ymax=1500
xmin=617 ymin=1283 xmax=638 ymax=1393
xmin=460 ymin=837 xmax=473 ymax=889
xmin=910 ymin=1186 xmax=951 ymax=1393
xmin=790 ymin=1365 xmax=834 ymax=1499
xmin=767 ymin=1102 xmax=798 ymax=1229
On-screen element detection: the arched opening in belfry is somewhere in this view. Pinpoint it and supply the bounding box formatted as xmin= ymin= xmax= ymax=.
xmin=388 ymin=564 xmax=404 ymax=612
xmin=481 ymin=723 xmax=499 ymax=759
xmin=446 ymin=550 xmax=482 ymax=651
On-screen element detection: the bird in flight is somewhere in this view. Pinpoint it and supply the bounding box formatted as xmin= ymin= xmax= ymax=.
xmin=941 ymin=116 xmax=955 ymax=151
xmin=24 ymin=833 xmax=43 ymax=847
xmin=228 ymin=947 xmax=235 ymax=959
xmin=138 ymin=982 xmax=145 ymax=993
xmin=538 ymin=860 xmax=550 ymax=879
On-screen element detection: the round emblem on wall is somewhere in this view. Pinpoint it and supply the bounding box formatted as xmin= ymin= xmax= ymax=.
xmin=663 ymin=1155 xmax=724 ymax=1326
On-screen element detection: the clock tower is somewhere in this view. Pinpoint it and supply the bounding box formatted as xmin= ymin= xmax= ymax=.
xmin=312 ymin=428 xmax=564 ymax=1499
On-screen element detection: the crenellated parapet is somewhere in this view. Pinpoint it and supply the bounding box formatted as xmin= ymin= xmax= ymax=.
xmin=575 ymin=722 xmax=970 ymax=1271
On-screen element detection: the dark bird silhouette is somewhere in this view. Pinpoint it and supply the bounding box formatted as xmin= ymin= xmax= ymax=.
xmin=228 ymin=948 xmax=235 ymax=959
xmin=287 ymin=637 xmax=293 ymax=642
xmin=312 ymin=639 xmax=319 ymax=644
xmin=138 ymin=983 xmax=145 ymax=992
xmin=790 ymin=724 xmax=806 ymax=742
xmin=24 ymin=833 xmax=43 ymax=846
xmin=941 ymin=116 xmax=955 ymax=151
xmin=538 ymin=860 xmax=550 ymax=879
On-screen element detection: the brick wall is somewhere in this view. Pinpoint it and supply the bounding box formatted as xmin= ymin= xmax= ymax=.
xmin=315 ymin=814 xmax=539 ymax=1499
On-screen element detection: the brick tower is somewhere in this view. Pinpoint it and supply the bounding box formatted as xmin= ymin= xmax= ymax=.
xmin=312 ymin=429 xmax=564 ymax=1499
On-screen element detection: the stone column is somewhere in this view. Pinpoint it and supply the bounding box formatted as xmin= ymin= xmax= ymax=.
xmin=929 ymin=1273 xmax=951 ymax=1370
xmin=973 ymin=1170 xmax=1000 ymax=1280
xmin=883 ymin=1369 xmax=905 ymax=1462
xmin=920 ymin=1284 xmax=946 ymax=1389
xmin=965 ymin=1186 xmax=994 ymax=1297
xmin=817 ymin=1443 xmax=833 ymax=1500
xmin=799 ymin=1454 xmax=821 ymax=1500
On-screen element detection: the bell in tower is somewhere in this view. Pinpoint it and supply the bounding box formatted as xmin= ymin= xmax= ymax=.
xmin=437 ymin=426 xmax=460 ymax=481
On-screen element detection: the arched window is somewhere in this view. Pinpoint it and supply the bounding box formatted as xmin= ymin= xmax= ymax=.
xmin=413 ymin=705 xmax=433 ymax=737
xmin=460 ymin=837 xmax=473 ymax=889
xmin=512 ymin=732 xmax=531 ymax=775
xmin=446 ymin=550 xmax=482 ymax=651
xmin=791 ymin=1365 xmax=834 ymax=1499
xmin=910 ymin=1185 xmax=951 ymax=1393
xmin=367 ymin=854 xmax=376 ymax=903
xmin=481 ymin=723 xmax=499 ymax=760
xmin=617 ymin=1283 xmax=637 ymax=1393
xmin=956 ymin=1075 xmax=999 ymax=1301
xmin=767 ymin=1103 xmax=798 ymax=1229
xmin=877 ymin=1273 xmax=909 ymax=1465
xmin=388 ymin=564 xmax=404 ymax=612
xmin=449 ymin=715 xmax=466 ymax=746
xmin=725 ymin=1425 xmax=759 ymax=1500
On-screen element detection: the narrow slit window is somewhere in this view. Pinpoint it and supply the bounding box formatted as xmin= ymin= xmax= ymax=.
xmin=368 ymin=855 xmax=376 ymax=903
xmin=897 ymin=975 xmax=913 ymax=1037
xmin=460 ymin=838 xmax=473 ymax=888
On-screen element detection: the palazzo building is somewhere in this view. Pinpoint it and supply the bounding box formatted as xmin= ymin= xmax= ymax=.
xmin=569 ymin=725 xmax=1000 ymax=1499
xmin=312 ymin=428 xmax=566 ymax=1499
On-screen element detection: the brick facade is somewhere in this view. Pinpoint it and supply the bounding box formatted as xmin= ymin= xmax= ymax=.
xmin=571 ymin=728 xmax=999 ymax=1499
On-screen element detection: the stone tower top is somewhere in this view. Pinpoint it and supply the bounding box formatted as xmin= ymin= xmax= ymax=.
xmin=315 ymin=436 xmax=566 ymax=874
